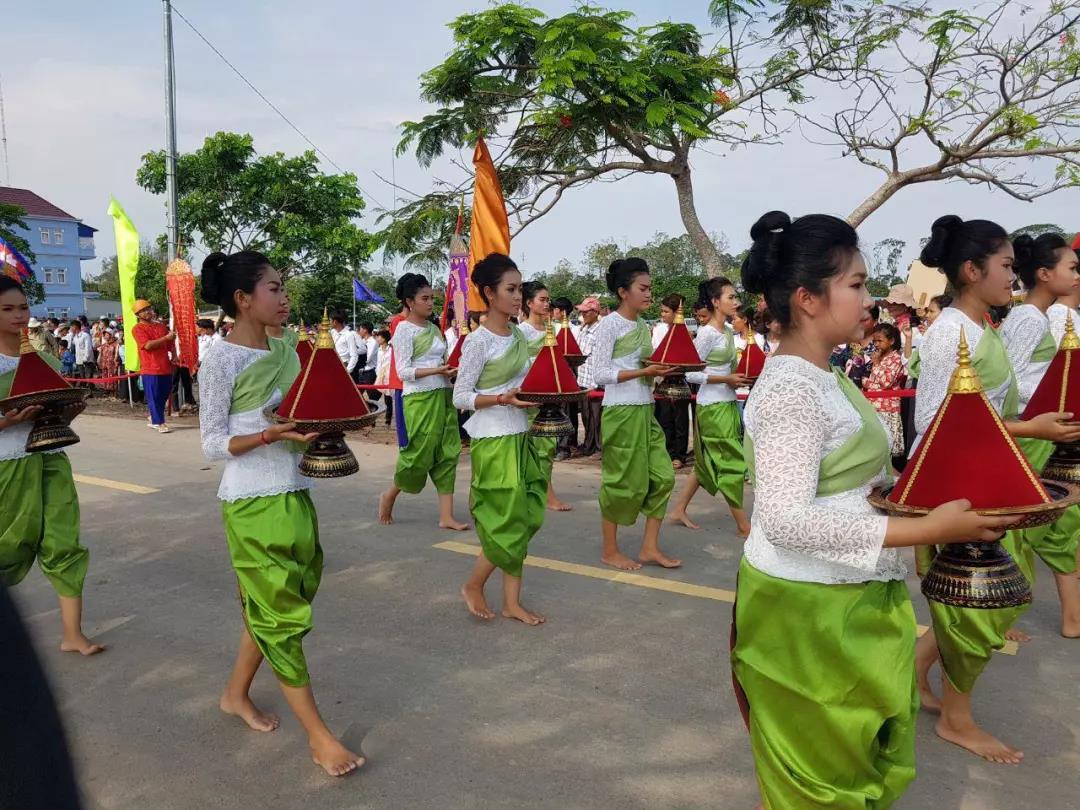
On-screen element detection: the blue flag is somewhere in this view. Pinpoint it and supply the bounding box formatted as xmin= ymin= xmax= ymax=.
xmin=353 ymin=278 xmax=385 ymax=303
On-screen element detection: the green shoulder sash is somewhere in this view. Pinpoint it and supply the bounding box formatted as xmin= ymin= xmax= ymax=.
xmin=523 ymin=327 xmax=546 ymax=359
xmin=410 ymin=322 xmax=445 ymax=361
xmin=744 ymin=370 xmax=890 ymax=496
xmin=476 ymin=326 xmax=528 ymax=390
xmin=706 ymin=326 xmax=736 ymax=366
xmin=613 ymin=318 xmax=651 ymax=360
xmin=907 ymin=348 xmax=920 ymax=380
xmin=1031 ymin=326 xmax=1057 ymax=363
xmin=280 ymin=328 xmax=299 ymax=349
xmin=971 ymin=325 xmax=1019 ymax=419
xmin=229 ymin=338 xmax=300 ymax=414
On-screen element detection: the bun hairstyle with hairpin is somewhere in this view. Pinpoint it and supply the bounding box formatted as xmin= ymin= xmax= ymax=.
xmin=741 ymin=210 xmax=859 ymax=328
xmin=1012 ymin=232 xmax=1070 ymax=289
xmin=200 ymin=250 xmax=273 ymax=318
xmin=395 ymin=272 xmax=431 ymax=305
xmin=471 ymin=253 xmax=519 ymax=305
xmin=0 ymin=275 xmax=24 ymax=296
xmin=919 ymin=215 xmax=1009 ymax=289
xmin=605 ymin=257 xmax=650 ymax=297
xmin=520 ymin=281 xmax=548 ymax=316
xmin=696 ymin=277 xmax=734 ymax=313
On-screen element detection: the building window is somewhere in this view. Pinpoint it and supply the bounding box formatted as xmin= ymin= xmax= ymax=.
xmin=43 ymin=268 xmax=54 ymax=284
xmin=40 ymin=228 xmax=50 ymax=245
xmin=53 ymin=229 xmax=64 ymax=245
xmin=46 ymin=307 xmax=70 ymax=320
xmin=43 ymin=268 xmax=66 ymax=285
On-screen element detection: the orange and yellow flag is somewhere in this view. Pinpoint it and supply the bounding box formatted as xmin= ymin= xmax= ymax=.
xmin=467 ymin=136 xmax=511 ymax=312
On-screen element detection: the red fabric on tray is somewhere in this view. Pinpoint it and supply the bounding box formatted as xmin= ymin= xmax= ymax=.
xmin=890 ymin=390 xmax=1049 ymax=509
xmin=1022 ymin=348 xmax=1080 ymax=419
xmin=296 ymin=339 xmax=313 ymax=367
xmin=278 ymin=346 xmax=371 ymax=421
xmin=557 ymin=325 xmax=582 ymax=357
xmin=521 ymin=344 xmax=584 ymax=395
xmin=649 ymin=322 xmax=700 ymax=366
xmin=10 ymin=348 xmax=71 ymax=396
xmin=447 ymin=333 xmax=467 ymax=370
xmin=737 ymin=341 xmax=767 ymax=379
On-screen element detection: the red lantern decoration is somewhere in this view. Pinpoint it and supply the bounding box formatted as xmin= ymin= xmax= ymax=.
xmin=166 ymin=258 xmax=199 ymax=372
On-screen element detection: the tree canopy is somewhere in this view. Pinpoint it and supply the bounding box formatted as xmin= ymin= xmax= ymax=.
xmin=0 ymin=203 xmax=45 ymax=305
xmin=137 ymin=132 xmax=375 ymax=280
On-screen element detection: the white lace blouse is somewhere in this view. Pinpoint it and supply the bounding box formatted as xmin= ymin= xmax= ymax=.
xmin=1000 ymin=304 xmax=1051 ymax=411
xmin=685 ymin=323 xmax=736 ymax=405
xmin=743 ymin=355 xmax=904 ymax=584
xmin=0 ymin=352 xmax=63 ymax=461
xmin=586 ymin=312 xmax=654 ymax=407
xmin=392 ymin=320 xmax=449 ymax=397
xmin=913 ymin=307 xmax=1013 ymax=453
xmin=1048 ymin=302 xmax=1080 ymax=347
xmin=198 ymin=341 xmax=311 ymax=502
xmin=452 ymin=326 xmax=529 ymax=439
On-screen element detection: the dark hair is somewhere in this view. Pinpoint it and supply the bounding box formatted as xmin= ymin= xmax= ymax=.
xmin=734 ymin=304 xmax=756 ymax=331
xmin=1013 ymin=232 xmax=1070 ymax=288
xmin=552 ymin=296 xmax=573 ymax=314
xmin=660 ymin=293 xmax=684 ymax=312
xmin=760 ymin=308 xmax=780 ymax=333
xmin=359 ymin=321 xmax=374 ymax=333
xmin=197 ymin=318 xmax=215 ymax=330
xmin=59 ymin=339 xmax=69 ymax=349
xmin=471 ymin=253 xmax=519 ymax=305
xmin=605 ymin=257 xmax=650 ymax=297
xmin=331 ymin=311 xmax=348 ymax=326
xmin=868 ymin=305 xmax=880 ymax=322
xmin=920 ymin=215 xmax=1009 ymax=289
xmin=696 ymin=277 xmax=734 ymax=312
xmin=872 ymin=322 xmax=901 ymax=352
xmin=0 ymin=276 xmax=24 ymax=297
xmin=521 ymin=281 xmax=548 ymax=316
xmin=468 ymin=311 xmax=482 ymax=329
xmin=930 ymin=293 xmax=952 ymax=310
xmin=376 ymin=329 xmax=391 ymax=342
xmin=200 ymin=250 xmax=273 ymax=318
xmin=69 ymin=320 xmax=82 ymax=330
xmin=395 ymin=272 xmax=431 ymax=305
xmin=741 ymin=211 xmax=860 ymax=328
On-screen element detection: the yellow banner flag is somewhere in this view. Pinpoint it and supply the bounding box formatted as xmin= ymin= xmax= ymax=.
xmin=467 ymin=136 xmax=511 ymax=312
xmin=107 ymin=197 xmax=141 ymax=373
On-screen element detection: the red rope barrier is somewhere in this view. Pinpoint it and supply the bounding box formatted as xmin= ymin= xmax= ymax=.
xmin=62 ymin=372 xmax=139 ymax=385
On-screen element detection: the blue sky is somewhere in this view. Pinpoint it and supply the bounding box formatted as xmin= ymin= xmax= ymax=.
xmin=5 ymin=0 xmax=1077 ymax=279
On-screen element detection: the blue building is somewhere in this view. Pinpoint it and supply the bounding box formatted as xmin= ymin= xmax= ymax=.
xmin=0 ymin=186 xmax=96 ymax=319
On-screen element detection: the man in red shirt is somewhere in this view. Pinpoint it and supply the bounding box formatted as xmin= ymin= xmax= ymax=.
xmin=131 ymin=299 xmax=176 ymax=434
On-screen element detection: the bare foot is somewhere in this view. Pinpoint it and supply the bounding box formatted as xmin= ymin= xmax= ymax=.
xmin=378 ymin=491 xmax=394 ymax=525
xmin=461 ymin=584 xmax=495 ymax=620
xmin=1005 ymin=627 xmax=1030 ymax=643
xmin=668 ymin=510 xmax=700 ymax=530
xmin=935 ymin=717 xmax=1023 ymax=764
xmin=639 ymin=551 xmax=683 ymax=569
xmin=601 ymin=552 xmax=642 ymax=571
xmin=546 ymin=497 xmax=573 ymax=512
xmin=915 ymin=642 xmax=941 ymax=714
xmin=439 ymin=518 xmax=470 ymax=531
xmin=502 ymin=603 xmax=546 ymax=625
xmin=1062 ymin=607 xmax=1080 ymax=638
xmin=310 ymin=735 xmax=366 ymax=777
xmin=220 ymin=694 xmax=280 ymax=732
xmin=60 ymin=635 xmax=106 ymax=656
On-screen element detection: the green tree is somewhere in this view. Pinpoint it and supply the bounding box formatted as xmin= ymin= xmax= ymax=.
xmin=393 ymin=3 xmax=903 ymax=276
xmin=0 ymin=202 xmax=45 ymax=305
xmin=286 ymin=267 xmax=401 ymax=327
xmin=1009 ymin=223 xmax=1066 ymax=240
xmin=136 ymin=132 xmax=375 ymax=280
xmin=866 ymin=238 xmax=907 ymax=298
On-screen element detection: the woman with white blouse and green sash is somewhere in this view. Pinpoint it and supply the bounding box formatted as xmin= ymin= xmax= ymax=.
xmin=379 ymin=273 xmax=467 ymax=531
xmin=733 ymin=211 xmax=1013 ymax=809
xmin=912 ymin=217 xmax=1080 ymax=767
xmin=454 ymin=253 xmax=548 ymax=626
xmin=198 ymin=250 xmax=364 ymax=778
xmin=584 ymin=258 xmax=680 ymax=571
xmin=668 ymin=277 xmax=753 ymax=536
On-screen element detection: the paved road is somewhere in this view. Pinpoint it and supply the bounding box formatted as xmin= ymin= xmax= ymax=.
xmin=11 ymin=415 xmax=1079 ymax=809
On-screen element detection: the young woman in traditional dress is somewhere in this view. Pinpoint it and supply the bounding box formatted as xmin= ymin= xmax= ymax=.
xmin=731 ymin=211 xmax=1013 ymax=809
xmin=379 ymin=273 xmax=467 ymax=530
xmin=1000 ymin=233 xmax=1080 ymax=639
xmin=454 ymin=253 xmax=548 ymax=625
xmin=912 ymin=216 xmax=1080 ymax=765
xmin=198 ymin=251 xmax=364 ymax=777
xmin=586 ymin=258 xmax=679 ymax=571
xmin=668 ymin=277 xmax=752 ymax=534
xmin=518 ymin=281 xmax=572 ymax=511
xmin=0 ymin=276 xmax=103 ymax=656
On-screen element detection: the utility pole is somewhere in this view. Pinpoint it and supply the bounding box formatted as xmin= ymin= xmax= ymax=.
xmin=0 ymin=73 xmax=10 ymax=185
xmin=163 ymin=0 xmax=180 ymax=261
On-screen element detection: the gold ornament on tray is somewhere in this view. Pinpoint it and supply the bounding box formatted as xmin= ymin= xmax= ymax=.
xmin=0 ymin=331 xmax=88 ymax=453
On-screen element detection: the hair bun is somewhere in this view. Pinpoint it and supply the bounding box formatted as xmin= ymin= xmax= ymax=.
xmin=743 ymin=211 xmax=791 ymax=295
xmin=1012 ymin=233 xmax=1035 ymax=267
xmin=920 ymin=215 xmax=963 ymax=270
xmin=200 ymin=251 xmax=229 ymax=304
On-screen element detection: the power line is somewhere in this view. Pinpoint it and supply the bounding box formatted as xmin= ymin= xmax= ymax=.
xmin=169 ymin=3 xmax=389 ymax=211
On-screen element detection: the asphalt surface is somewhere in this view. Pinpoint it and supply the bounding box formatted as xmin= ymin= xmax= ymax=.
xmin=10 ymin=414 xmax=1079 ymax=809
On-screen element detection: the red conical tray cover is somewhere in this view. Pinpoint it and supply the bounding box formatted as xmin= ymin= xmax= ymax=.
xmin=296 ymin=338 xmax=313 ymax=367
xmin=737 ymin=340 xmax=767 ymax=379
xmin=890 ymin=389 xmax=1049 ymax=509
xmin=649 ymin=322 xmax=700 ymax=365
xmin=521 ymin=343 xmax=584 ymax=395
xmin=557 ymin=324 xmax=582 ymax=356
xmin=279 ymin=345 xmax=370 ymax=421
xmin=1022 ymin=347 xmax=1080 ymax=419
xmin=10 ymin=336 xmax=71 ymax=396
xmin=447 ymin=333 xmax=466 ymax=370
